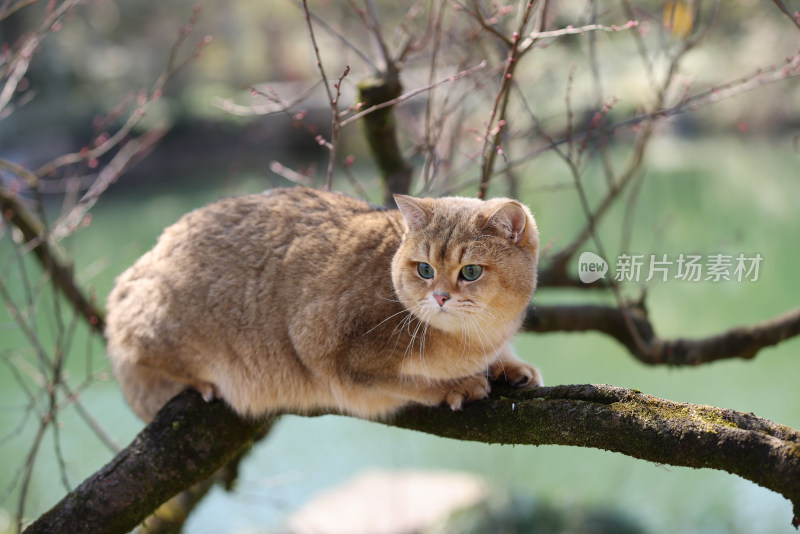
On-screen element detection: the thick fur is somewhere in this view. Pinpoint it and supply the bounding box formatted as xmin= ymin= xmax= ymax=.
xmin=105 ymin=187 xmax=542 ymax=422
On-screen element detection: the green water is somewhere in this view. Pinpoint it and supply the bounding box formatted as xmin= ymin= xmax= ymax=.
xmin=1 ymin=136 xmax=799 ymax=533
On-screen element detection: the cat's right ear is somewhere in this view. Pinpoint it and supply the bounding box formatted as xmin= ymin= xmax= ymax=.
xmin=394 ymin=195 xmax=433 ymax=232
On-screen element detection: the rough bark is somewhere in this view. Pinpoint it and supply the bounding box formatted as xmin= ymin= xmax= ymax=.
xmin=24 ymin=385 xmax=800 ymax=533
xmin=24 ymin=391 xmax=269 ymax=534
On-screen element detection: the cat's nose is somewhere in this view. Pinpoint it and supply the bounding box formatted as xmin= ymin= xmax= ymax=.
xmin=433 ymin=291 xmax=450 ymax=307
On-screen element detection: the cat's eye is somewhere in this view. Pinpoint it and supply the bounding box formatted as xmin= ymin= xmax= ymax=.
xmin=460 ymin=265 xmax=483 ymax=281
xmin=417 ymin=262 xmax=435 ymax=279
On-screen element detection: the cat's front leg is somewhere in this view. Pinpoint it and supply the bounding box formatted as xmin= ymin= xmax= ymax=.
xmin=488 ymin=344 xmax=543 ymax=387
xmin=442 ymin=373 xmax=491 ymax=411
xmin=387 ymin=373 xmax=491 ymax=411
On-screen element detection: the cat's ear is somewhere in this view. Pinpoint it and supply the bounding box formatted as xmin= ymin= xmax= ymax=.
xmin=485 ymin=201 xmax=538 ymax=248
xmin=394 ymin=194 xmax=433 ymax=232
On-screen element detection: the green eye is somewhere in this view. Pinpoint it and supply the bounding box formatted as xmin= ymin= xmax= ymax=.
xmin=460 ymin=265 xmax=483 ymax=281
xmin=417 ymin=262 xmax=435 ymax=279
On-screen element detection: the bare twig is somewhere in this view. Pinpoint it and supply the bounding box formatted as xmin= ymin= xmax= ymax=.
xmin=0 ymin=0 xmax=38 ymax=23
xmin=52 ymin=128 xmax=166 ymax=241
xmin=301 ymin=0 xmax=343 ymax=190
xmin=0 ymin=0 xmax=81 ymax=118
xmin=520 ymin=20 xmax=640 ymax=50
xmin=339 ymin=61 xmax=487 ymax=128
xmin=290 ymin=0 xmax=377 ymax=71
xmin=269 ymin=161 xmax=314 ymax=186
xmin=771 ymin=0 xmax=800 ymax=31
xmin=1 ymin=190 xmax=105 ymax=333
xmin=476 ymin=1 xmax=537 ymax=199
xmin=33 ymin=21 xmax=210 ymax=181
xmin=213 ymin=82 xmax=319 ymax=117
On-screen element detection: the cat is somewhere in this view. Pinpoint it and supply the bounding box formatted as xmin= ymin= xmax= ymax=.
xmin=105 ymin=186 xmax=542 ymax=422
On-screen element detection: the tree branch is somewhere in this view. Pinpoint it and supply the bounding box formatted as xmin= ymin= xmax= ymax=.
xmin=0 ymin=187 xmax=105 ymax=334
xmin=23 ymin=390 xmax=270 ymax=534
xmin=525 ymin=304 xmax=800 ymax=366
xmin=391 ymin=383 xmax=800 ymax=528
xmin=24 ymin=382 xmax=800 ymax=532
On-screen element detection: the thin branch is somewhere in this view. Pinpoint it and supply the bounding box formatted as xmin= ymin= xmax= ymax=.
xmin=301 ymin=0 xmax=340 ymax=189
xmin=502 ymin=46 xmax=800 ymax=178
xmin=524 ymin=304 xmax=800 ymax=366
xmin=52 ymin=128 xmax=166 ymax=241
xmin=339 ymin=61 xmax=487 ymax=128
xmin=32 ymin=25 xmax=209 ymax=181
xmin=353 ymin=0 xmax=393 ymax=75
xmin=290 ymin=0 xmax=377 ymax=71
xmin=0 ymin=189 xmax=105 ymax=333
xmin=477 ymin=1 xmax=536 ymax=199
xmin=771 ymin=0 xmax=800 ymax=30
xmin=0 ymin=0 xmax=81 ymax=118
xmin=458 ymin=0 xmax=513 ymax=47
xmin=213 ymin=82 xmax=319 ymax=117
xmin=523 ymin=19 xmax=642 ymax=48
xmin=0 ymin=0 xmax=38 ymax=23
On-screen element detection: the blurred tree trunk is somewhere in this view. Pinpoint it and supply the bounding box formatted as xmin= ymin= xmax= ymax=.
xmin=358 ymin=72 xmax=412 ymax=206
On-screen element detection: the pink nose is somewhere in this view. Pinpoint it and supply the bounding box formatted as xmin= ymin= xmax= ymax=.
xmin=433 ymin=292 xmax=450 ymax=307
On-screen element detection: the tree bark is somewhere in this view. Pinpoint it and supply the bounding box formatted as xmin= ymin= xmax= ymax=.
xmin=24 ymin=385 xmax=800 ymax=533
xmin=24 ymin=391 xmax=268 ymax=534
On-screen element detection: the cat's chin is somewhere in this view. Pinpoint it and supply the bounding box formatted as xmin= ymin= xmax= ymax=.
xmin=427 ymin=313 xmax=464 ymax=334
xmin=415 ymin=306 xmax=477 ymax=335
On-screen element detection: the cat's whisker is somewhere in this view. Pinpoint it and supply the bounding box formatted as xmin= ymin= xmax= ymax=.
xmin=466 ymin=314 xmax=498 ymax=378
xmin=385 ymin=313 xmax=414 ymax=362
xmin=405 ymin=310 xmax=426 ymax=360
xmin=399 ymin=305 xmax=426 ymax=338
xmin=479 ymin=303 xmax=502 ymax=322
xmin=376 ymin=295 xmax=409 ymax=304
xmin=418 ymin=310 xmax=433 ymax=381
xmin=383 ymin=301 xmax=423 ymax=341
xmin=364 ymin=307 xmax=415 ymax=336
xmin=455 ymin=316 xmax=469 ymax=365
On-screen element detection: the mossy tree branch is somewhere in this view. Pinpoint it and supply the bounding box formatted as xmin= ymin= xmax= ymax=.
xmin=23 ymin=390 xmax=271 ymax=534
xmin=24 ymin=384 xmax=800 ymax=533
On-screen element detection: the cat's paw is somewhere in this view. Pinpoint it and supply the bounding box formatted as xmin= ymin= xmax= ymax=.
xmin=489 ymin=359 xmax=543 ymax=388
xmin=444 ymin=374 xmax=490 ymax=411
xmin=194 ymin=381 xmax=219 ymax=403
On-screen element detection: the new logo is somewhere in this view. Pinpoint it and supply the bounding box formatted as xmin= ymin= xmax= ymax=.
xmin=578 ymin=252 xmax=608 ymax=284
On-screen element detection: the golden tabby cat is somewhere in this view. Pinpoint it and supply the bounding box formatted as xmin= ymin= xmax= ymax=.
xmin=105 ymin=187 xmax=542 ymax=422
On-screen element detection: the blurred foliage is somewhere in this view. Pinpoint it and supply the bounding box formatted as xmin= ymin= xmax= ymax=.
xmin=2 ymin=0 xmax=798 ymax=162
xmin=433 ymin=492 xmax=647 ymax=534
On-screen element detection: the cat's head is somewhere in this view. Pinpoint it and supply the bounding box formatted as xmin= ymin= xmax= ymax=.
xmin=391 ymin=193 xmax=539 ymax=336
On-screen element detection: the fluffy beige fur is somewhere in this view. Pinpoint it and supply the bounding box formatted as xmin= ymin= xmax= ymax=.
xmin=105 ymin=187 xmax=542 ymax=422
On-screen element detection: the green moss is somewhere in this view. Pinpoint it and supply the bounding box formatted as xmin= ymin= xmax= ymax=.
xmin=611 ymin=398 xmax=740 ymax=434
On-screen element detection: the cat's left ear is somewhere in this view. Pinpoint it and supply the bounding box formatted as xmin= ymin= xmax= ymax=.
xmin=485 ymin=201 xmax=539 ymax=248
xmin=394 ymin=194 xmax=433 ymax=232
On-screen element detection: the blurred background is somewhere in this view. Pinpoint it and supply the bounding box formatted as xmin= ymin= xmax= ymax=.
xmin=1 ymin=1 xmax=799 ymax=533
